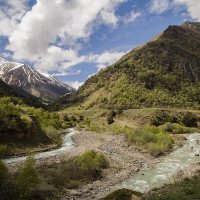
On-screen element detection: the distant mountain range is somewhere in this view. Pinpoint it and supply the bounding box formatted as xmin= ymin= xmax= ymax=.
xmin=54 ymin=21 xmax=200 ymax=110
xmin=0 ymin=58 xmax=75 ymax=101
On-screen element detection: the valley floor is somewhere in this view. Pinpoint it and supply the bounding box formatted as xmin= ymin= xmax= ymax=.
xmin=5 ymin=129 xmax=198 ymax=200
xmin=61 ymin=131 xmax=157 ymax=200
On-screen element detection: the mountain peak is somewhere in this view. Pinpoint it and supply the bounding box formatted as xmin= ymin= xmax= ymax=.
xmin=0 ymin=58 xmax=74 ymax=101
xmin=58 ymin=22 xmax=200 ymax=110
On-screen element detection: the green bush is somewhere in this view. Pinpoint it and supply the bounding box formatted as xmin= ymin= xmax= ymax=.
xmin=76 ymin=150 xmax=107 ymax=172
xmin=101 ymin=189 xmax=142 ymax=200
xmin=0 ymin=160 xmax=8 ymax=183
xmin=111 ymin=124 xmax=133 ymax=134
xmin=42 ymin=126 xmax=62 ymax=145
xmin=0 ymin=145 xmax=7 ymax=156
xmin=162 ymin=123 xmax=192 ymax=134
xmin=148 ymin=143 xmax=169 ymax=156
xmin=17 ymin=156 xmax=39 ymax=199
xmin=181 ymin=112 xmax=198 ymax=127
xmin=50 ymin=150 xmax=107 ymax=188
xmin=126 ymin=126 xmax=174 ymax=156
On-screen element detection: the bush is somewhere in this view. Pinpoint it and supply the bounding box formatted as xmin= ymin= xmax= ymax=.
xmin=0 ymin=160 xmax=8 ymax=183
xmin=148 ymin=143 xmax=168 ymax=156
xmin=17 ymin=156 xmax=39 ymax=199
xmin=42 ymin=126 xmax=62 ymax=145
xmin=181 ymin=112 xmax=198 ymax=127
xmin=111 ymin=124 xmax=133 ymax=134
xmin=75 ymin=150 xmax=107 ymax=172
xmin=50 ymin=150 xmax=107 ymax=188
xmin=126 ymin=126 xmax=174 ymax=156
xmin=162 ymin=123 xmax=192 ymax=134
xmin=0 ymin=145 xmax=7 ymax=156
xmin=101 ymin=189 xmax=142 ymax=200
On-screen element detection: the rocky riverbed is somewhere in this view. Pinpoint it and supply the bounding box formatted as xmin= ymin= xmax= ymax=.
xmin=61 ymin=131 xmax=157 ymax=200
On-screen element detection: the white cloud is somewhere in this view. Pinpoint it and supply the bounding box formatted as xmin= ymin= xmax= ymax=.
xmin=34 ymin=46 xmax=85 ymax=72
xmin=66 ymin=81 xmax=84 ymax=90
xmin=173 ymin=0 xmax=200 ymax=21
xmin=123 ymin=11 xmax=142 ymax=24
xmin=5 ymin=0 xmax=126 ymax=72
xmin=148 ymin=0 xmax=200 ymax=21
xmin=149 ymin=0 xmax=170 ymax=14
xmin=0 ymin=0 xmax=28 ymax=36
xmin=52 ymin=70 xmax=82 ymax=77
xmin=89 ymin=50 xmax=126 ymax=66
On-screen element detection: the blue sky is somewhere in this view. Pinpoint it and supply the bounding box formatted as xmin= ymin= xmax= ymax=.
xmin=0 ymin=0 xmax=199 ymax=89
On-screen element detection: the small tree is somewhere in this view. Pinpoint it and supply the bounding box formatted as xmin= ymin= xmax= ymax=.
xmin=17 ymin=156 xmax=39 ymax=199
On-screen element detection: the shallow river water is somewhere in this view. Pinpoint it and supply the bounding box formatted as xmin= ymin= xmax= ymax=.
xmin=4 ymin=128 xmax=76 ymax=165
xmin=114 ymin=133 xmax=200 ymax=193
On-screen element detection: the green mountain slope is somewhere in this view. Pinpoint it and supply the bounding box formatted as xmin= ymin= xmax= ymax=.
xmin=55 ymin=22 xmax=200 ymax=110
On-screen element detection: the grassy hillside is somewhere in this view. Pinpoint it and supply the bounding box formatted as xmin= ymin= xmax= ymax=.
xmin=0 ymin=96 xmax=78 ymax=156
xmin=54 ymin=22 xmax=200 ymax=111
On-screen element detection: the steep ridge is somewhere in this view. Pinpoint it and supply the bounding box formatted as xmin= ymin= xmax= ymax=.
xmin=55 ymin=22 xmax=200 ymax=110
xmin=0 ymin=59 xmax=75 ymax=101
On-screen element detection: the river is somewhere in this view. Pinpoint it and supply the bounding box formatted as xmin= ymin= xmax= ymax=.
xmin=3 ymin=129 xmax=200 ymax=199
xmin=111 ymin=133 xmax=200 ymax=194
xmin=4 ymin=128 xmax=76 ymax=165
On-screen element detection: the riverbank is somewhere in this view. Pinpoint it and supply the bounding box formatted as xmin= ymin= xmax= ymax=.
xmin=60 ymin=131 xmax=159 ymax=200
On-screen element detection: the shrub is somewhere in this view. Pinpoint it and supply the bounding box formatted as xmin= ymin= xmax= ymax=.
xmin=0 ymin=145 xmax=7 ymax=156
xmin=181 ymin=112 xmax=198 ymax=127
xmin=50 ymin=150 xmax=107 ymax=188
xmin=162 ymin=123 xmax=192 ymax=134
xmin=101 ymin=189 xmax=142 ymax=200
xmin=148 ymin=143 xmax=168 ymax=156
xmin=85 ymin=123 xmax=107 ymax=132
xmin=126 ymin=126 xmax=174 ymax=156
xmin=75 ymin=150 xmax=107 ymax=172
xmin=111 ymin=124 xmax=133 ymax=134
xmin=0 ymin=160 xmax=8 ymax=183
xmin=17 ymin=156 xmax=39 ymax=199
xmin=42 ymin=126 xmax=62 ymax=145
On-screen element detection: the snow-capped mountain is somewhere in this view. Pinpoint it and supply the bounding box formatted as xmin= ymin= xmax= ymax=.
xmin=0 ymin=58 xmax=75 ymax=101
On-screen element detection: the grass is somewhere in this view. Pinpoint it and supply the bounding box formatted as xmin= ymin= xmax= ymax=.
xmin=72 ymin=107 xmax=199 ymax=157
xmin=126 ymin=126 xmax=174 ymax=156
xmin=144 ymin=174 xmax=200 ymax=200
xmin=160 ymin=123 xmax=196 ymax=134
xmin=39 ymin=150 xmax=108 ymax=189
xmin=0 ymin=151 xmax=108 ymax=200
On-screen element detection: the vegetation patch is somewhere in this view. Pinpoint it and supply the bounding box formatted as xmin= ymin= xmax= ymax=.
xmin=126 ymin=126 xmax=174 ymax=156
xmin=43 ymin=150 xmax=108 ymax=188
xmin=0 ymin=97 xmax=77 ymax=156
xmin=144 ymin=174 xmax=200 ymax=200
xmin=0 ymin=151 xmax=107 ymax=200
